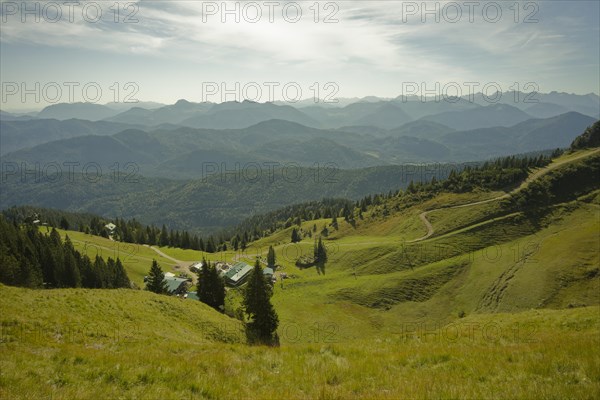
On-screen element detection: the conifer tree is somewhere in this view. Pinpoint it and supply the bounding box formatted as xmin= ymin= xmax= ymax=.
xmin=267 ymin=245 xmax=276 ymax=269
xmin=210 ymin=265 xmax=226 ymax=311
xmin=243 ymin=259 xmax=279 ymax=345
xmin=146 ymin=259 xmax=167 ymax=294
xmin=290 ymin=228 xmax=301 ymax=243
xmin=206 ymin=236 xmax=216 ymax=253
xmin=197 ymin=259 xmax=225 ymax=311
xmin=114 ymin=258 xmax=131 ymax=288
xmin=59 ymin=216 xmax=70 ymax=230
xmin=314 ymin=236 xmax=328 ymax=264
xmin=62 ymin=235 xmax=81 ymax=287
xmin=198 ymin=259 xmax=212 ymax=305
xmin=159 ymin=225 xmax=169 ymax=247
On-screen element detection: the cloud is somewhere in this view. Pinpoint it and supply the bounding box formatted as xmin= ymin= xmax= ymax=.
xmin=0 ymin=0 xmax=597 ymax=102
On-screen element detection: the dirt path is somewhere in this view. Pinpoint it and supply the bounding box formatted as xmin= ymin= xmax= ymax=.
xmin=408 ymin=149 xmax=599 ymax=243
xmin=143 ymin=245 xmax=197 ymax=277
xmin=144 ymin=245 xmax=182 ymax=264
xmin=70 ymin=239 xmax=157 ymax=263
xmin=233 ymin=251 xmax=266 ymax=264
xmin=71 ymin=238 xmax=200 ymax=278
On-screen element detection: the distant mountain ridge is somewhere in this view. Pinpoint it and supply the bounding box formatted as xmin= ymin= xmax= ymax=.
xmin=0 ymin=118 xmax=145 ymax=155
xmin=5 ymin=91 xmax=597 ymax=130
xmin=420 ymin=103 xmax=533 ymax=131
xmin=3 ymin=113 xmax=596 ymax=179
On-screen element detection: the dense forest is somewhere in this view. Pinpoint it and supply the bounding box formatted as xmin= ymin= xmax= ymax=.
xmin=571 ymin=120 xmax=600 ymax=149
xmin=506 ymin=154 xmax=600 ymax=214
xmin=0 ymin=142 xmax=592 ymax=292
xmin=2 ymin=151 xmax=560 ymax=255
xmin=0 ymin=216 xmax=131 ymax=289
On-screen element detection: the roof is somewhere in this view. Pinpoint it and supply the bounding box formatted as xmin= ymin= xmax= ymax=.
xmin=163 ymin=276 xmax=188 ymax=293
xmin=105 ymin=223 xmax=116 ymax=230
xmin=224 ymin=262 xmax=250 ymax=279
xmin=263 ymin=267 xmax=274 ymax=276
xmin=224 ymin=262 xmax=253 ymax=285
xmin=186 ymin=291 xmax=199 ymax=301
xmin=190 ymin=262 xmax=203 ymax=271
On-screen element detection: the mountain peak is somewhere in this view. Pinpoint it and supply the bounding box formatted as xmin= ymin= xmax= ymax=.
xmin=246 ymin=118 xmax=312 ymax=130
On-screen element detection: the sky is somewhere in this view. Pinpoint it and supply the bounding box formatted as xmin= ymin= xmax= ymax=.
xmin=1 ymin=0 xmax=599 ymax=111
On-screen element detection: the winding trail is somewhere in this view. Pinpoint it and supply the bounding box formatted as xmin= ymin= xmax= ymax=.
xmin=232 ymin=251 xmax=268 ymax=265
xmin=70 ymin=239 xmax=157 ymax=263
xmin=143 ymin=245 xmax=197 ymax=277
xmin=144 ymin=245 xmax=182 ymax=264
xmin=408 ymin=148 xmax=600 ymax=243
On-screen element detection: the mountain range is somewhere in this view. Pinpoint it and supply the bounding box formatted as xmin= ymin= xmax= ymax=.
xmin=2 ymin=112 xmax=596 ymax=177
xmin=2 ymin=91 xmax=598 ymax=132
xmin=1 ymin=92 xmax=597 ymax=232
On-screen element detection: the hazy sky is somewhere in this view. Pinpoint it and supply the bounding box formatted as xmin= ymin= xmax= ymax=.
xmin=1 ymin=0 xmax=599 ymax=110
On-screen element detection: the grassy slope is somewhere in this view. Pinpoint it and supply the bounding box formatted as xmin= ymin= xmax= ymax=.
xmin=1 ymin=284 xmax=599 ymax=399
xmin=3 ymin=149 xmax=599 ymax=398
xmin=149 ymin=151 xmax=600 ymax=344
xmin=49 ymin=229 xmax=211 ymax=286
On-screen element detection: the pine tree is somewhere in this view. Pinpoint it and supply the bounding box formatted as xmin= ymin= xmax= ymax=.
xmin=159 ymin=225 xmax=169 ymax=247
xmin=342 ymin=204 xmax=351 ymax=222
xmin=243 ymin=259 xmax=279 ymax=345
xmin=315 ymin=236 xmax=327 ymax=264
xmin=331 ymin=215 xmax=338 ymax=229
xmin=146 ymin=260 xmax=167 ymax=294
xmin=290 ymin=228 xmax=301 ymax=243
xmin=106 ymin=258 xmax=117 ymax=289
xmin=62 ymin=235 xmax=81 ymax=287
xmin=206 ymin=236 xmax=216 ymax=253
xmin=59 ymin=216 xmax=70 ymax=230
xmin=197 ymin=259 xmax=225 ymax=311
xmin=146 ymin=226 xmax=155 ymax=244
xmin=168 ymin=229 xmax=176 ymax=247
xmin=48 ymin=228 xmax=65 ymax=287
xmin=114 ymin=258 xmax=131 ymax=288
xmin=80 ymin=255 xmax=96 ymax=288
xmin=182 ymin=231 xmax=191 ymax=249
xmin=198 ymin=259 xmax=212 ymax=305
xmin=210 ymin=265 xmax=225 ymax=311
xmin=94 ymin=256 xmax=108 ymax=288
xmin=267 ymin=245 xmax=276 ymax=269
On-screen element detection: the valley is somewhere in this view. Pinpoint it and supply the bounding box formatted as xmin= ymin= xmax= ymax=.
xmin=1 ymin=142 xmax=599 ymax=398
xmin=2 ymin=2 xmax=600 ymax=398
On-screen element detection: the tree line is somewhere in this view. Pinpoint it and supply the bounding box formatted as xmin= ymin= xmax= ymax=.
xmin=2 ymin=151 xmax=560 ymax=258
xmin=0 ymin=216 xmax=130 ymax=289
xmin=504 ymin=153 xmax=600 ymax=215
xmin=571 ymin=120 xmax=600 ymax=150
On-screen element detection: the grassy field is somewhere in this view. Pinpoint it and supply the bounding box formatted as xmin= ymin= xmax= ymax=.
xmin=47 ymin=229 xmax=204 ymax=286
xmin=3 ymin=148 xmax=599 ymax=398
xmin=1 ymin=284 xmax=598 ymax=399
xmin=50 ymin=190 xmax=599 ymax=345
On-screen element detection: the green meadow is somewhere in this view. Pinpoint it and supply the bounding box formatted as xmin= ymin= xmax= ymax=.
xmin=1 ymin=149 xmax=599 ymax=398
xmin=1 ymin=284 xmax=598 ymax=399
